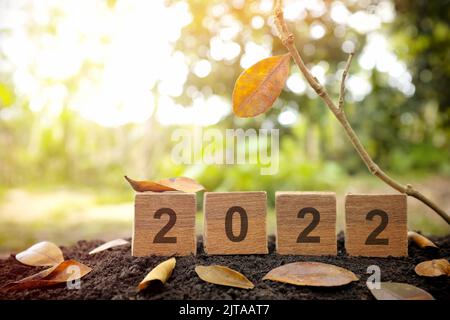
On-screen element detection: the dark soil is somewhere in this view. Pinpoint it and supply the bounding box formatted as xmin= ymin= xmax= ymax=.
xmin=0 ymin=234 xmax=449 ymax=300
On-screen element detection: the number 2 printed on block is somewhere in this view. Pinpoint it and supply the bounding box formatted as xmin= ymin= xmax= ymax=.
xmin=345 ymin=194 xmax=407 ymax=257
xmin=276 ymin=192 xmax=337 ymax=255
xmin=132 ymin=192 xmax=196 ymax=257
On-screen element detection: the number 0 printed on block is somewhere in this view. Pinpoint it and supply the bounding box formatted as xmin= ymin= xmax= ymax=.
xmin=132 ymin=192 xmax=196 ymax=257
xmin=345 ymin=194 xmax=407 ymax=257
xmin=203 ymin=192 xmax=268 ymax=255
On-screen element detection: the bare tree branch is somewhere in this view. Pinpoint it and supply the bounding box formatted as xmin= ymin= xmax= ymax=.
xmin=339 ymin=53 xmax=353 ymax=109
xmin=273 ymin=0 xmax=449 ymax=225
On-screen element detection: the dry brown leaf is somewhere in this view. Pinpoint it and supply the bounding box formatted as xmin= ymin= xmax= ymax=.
xmin=408 ymin=231 xmax=438 ymax=249
xmin=89 ymin=239 xmax=129 ymax=255
xmin=2 ymin=259 xmax=92 ymax=291
xmin=195 ymin=265 xmax=254 ymax=289
xmin=415 ymin=259 xmax=450 ymax=277
xmin=15 ymin=241 xmax=64 ymax=267
xmin=369 ymin=282 xmax=434 ymax=300
xmin=262 ymin=262 xmax=359 ymax=287
xmin=125 ymin=176 xmax=204 ymax=193
xmin=232 ymin=54 xmax=290 ymax=118
xmin=138 ymin=257 xmax=176 ymax=291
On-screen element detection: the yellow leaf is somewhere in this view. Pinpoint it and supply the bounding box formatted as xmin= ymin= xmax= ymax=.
xmin=195 ymin=265 xmax=254 ymax=289
xmin=369 ymin=282 xmax=434 ymax=300
xmin=262 ymin=262 xmax=359 ymax=287
xmin=138 ymin=257 xmax=176 ymax=291
xmin=125 ymin=176 xmax=205 ymax=193
xmin=15 ymin=241 xmax=64 ymax=267
xmin=415 ymin=259 xmax=450 ymax=277
xmin=232 ymin=54 xmax=291 ymax=118
xmin=89 ymin=239 xmax=129 ymax=255
xmin=408 ymin=231 xmax=438 ymax=249
xmin=2 ymin=260 xmax=92 ymax=291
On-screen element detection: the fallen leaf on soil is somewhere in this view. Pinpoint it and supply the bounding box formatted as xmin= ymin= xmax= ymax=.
xmin=125 ymin=176 xmax=204 ymax=193
xmin=15 ymin=241 xmax=64 ymax=267
xmin=195 ymin=265 xmax=254 ymax=289
xmin=232 ymin=54 xmax=290 ymax=118
xmin=1 ymin=259 xmax=92 ymax=291
xmin=262 ymin=262 xmax=359 ymax=287
xmin=408 ymin=231 xmax=438 ymax=249
xmin=369 ymin=282 xmax=434 ymax=300
xmin=89 ymin=239 xmax=129 ymax=255
xmin=415 ymin=259 xmax=450 ymax=277
xmin=138 ymin=257 xmax=176 ymax=291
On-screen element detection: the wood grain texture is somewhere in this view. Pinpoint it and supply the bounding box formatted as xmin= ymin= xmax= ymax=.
xmin=276 ymin=192 xmax=337 ymax=255
xmin=132 ymin=191 xmax=196 ymax=257
xmin=345 ymin=194 xmax=407 ymax=257
xmin=203 ymin=192 xmax=268 ymax=255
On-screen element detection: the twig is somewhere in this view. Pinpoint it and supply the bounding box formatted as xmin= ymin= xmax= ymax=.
xmin=339 ymin=53 xmax=353 ymax=109
xmin=273 ymin=0 xmax=450 ymax=225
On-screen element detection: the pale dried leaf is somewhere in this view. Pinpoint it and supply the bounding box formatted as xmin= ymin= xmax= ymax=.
xmin=408 ymin=231 xmax=438 ymax=249
xmin=262 ymin=262 xmax=359 ymax=287
xmin=89 ymin=239 xmax=129 ymax=255
xmin=138 ymin=257 xmax=176 ymax=291
xmin=233 ymin=54 xmax=291 ymax=118
xmin=195 ymin=265 xmax=254 ymax=289
xmin=15 ymin=241 xmax=64 ymax=267
xmin=415 ymin=259 xmax=450 ymax=277
xmin=369 ymin=282 xmax=434 ymax=300
xmin=125 ymin=176 xmax=175 ymax=192
xmin=2 ymin=260 xmax=92 ymax=291
xmin=125 ymin=176 xmax=204 ymax=193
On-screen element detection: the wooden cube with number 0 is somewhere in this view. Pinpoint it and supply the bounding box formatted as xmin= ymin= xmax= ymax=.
xmin=132 ymin=192 xmax=196 ymax=257
xmin=203 ymin=192 xmax=268 ymax=255
xmin=276 ymin=192 xmax=337 ymax=255
xmin=345 ymin=194 xmax=407 ymax=257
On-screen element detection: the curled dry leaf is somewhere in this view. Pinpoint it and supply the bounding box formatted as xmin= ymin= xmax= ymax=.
xmin=2 ymin=259 xmax=92 ymax=291
xmin=125 ymin=176 xmax=205 ymax=193
xmin=138 ymin=257 xmax=176 ymax=291
xmin=89 ymin=239 xmax=129 ymax=255
xmin=408 ymin=231 xmax=438 ymax=249
xmin=262 ymin=262 xmax=359 ymax=287
xmin=369 ymin=282 xmax=434 ymax=300
xmin=15 ymin=241 xmax=64 ymax=267
xmin=232 ymin=54 xmax=290 ymax=118
xmin=415 ymin=259 xmax=450 ymax=277
xmin=195 ymin=265 xmax=254 ymax=289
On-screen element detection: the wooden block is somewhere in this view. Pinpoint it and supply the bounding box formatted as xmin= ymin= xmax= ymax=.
xmin=345 ymin=194 xmax=407 ymax=257
xmin=203 ymin=192 xmax=268 ymax=255
xmin=132 ymin=191 xmax=196 ymax=257
xmin=275 ymin=192 xmax=337 ymax=255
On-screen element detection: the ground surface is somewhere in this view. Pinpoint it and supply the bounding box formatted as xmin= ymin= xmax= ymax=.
xmin=0 ymin=235 xmax=449 ymax=300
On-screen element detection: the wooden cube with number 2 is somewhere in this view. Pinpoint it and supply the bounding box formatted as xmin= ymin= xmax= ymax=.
xmin=132 ymin=192 xmax=196 ymax=257
xmin=276 ymin=192 xmax=337 ymax=255
xmin=345 ymin=194 xmax=407 ymax=257
xmin=203 ymin=192 xmax=268 ymax=255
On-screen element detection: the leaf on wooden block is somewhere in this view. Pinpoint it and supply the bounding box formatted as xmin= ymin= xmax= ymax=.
xmin=262 ymin=262 xmax=359 ymax=287
xmin=138 ymin=257 xmax=176 ymax=291
xmin=125 ymin=176 xmax=205 ymax=193
xmin=415 ymin=259 xmax=450 ymax=277
xmin=2 ymin=260 xmax=92 ymax=291
xmin=232 ymin=54 xmax=291 ymax=118
xmin=195 ymin=265 xmax=254 ymax=289
xmin=369 ymin=282 xmax=434 ymax=300
xmin=157 ymin=177 xmax=205 ymax=193
xmin=407 ymin=231 xmax=438 ymax=249
xmin=89 ymin=239 xmax=129 ymax=255
xmin=15 ymin=241 xmax=64 ymax=267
